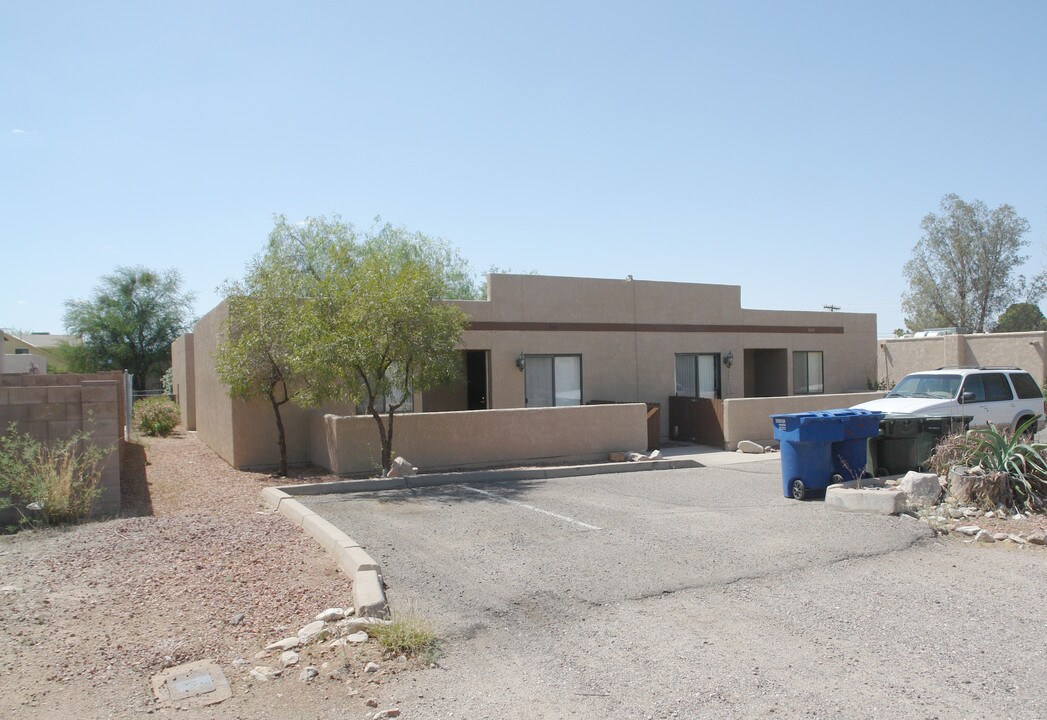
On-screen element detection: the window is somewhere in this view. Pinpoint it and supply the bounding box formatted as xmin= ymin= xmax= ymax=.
xmin=963 ymin=373 xmax=1012 ymax=403
xmin=14 ymin=348 xmax=28 ymax=355
xmin=675 ymin=353 xmax=721 ymax=399
xmin=1008 ymin=372 xmax=1041 ymax=400
xmin=524 ymin=354 xmax=581 ymax=407
xmin=793 ymin=351 xmax=823 ymax=394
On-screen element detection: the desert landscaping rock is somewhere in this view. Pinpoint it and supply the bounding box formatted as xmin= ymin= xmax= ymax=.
xmin=249 ymin=666 xmax=282 ymax=681
xmin=347 ymin=631 xmax=369 ymax=644
xmin=900 ymin=471 xmax=942 ymax=506
xmin=345 ymin=617 xmax=393 ymax=633
xmin=366 ymin=698 xmax=379 ymax=708
xmin=280 ymin=650 xmax=300 ymax=667
xmin=1027 ymin=532 xmax=1046 ymax=545
xmin=365 ymin=662 xmax=380 ymax=674
xmin=736 ymin=440 xmax=765 ymax=454
xmin=975 ymin=530 xmax=996 ymax=543
xmin=1008 ymin=534 xmax=1026 ymax=544
xmin=372 ymin=710 xmax=401 ymax=719
xmin=266 ymin=637 xmax=301 ymax=651
xmin=992 ymin=532 xmax=1009 ymax=542
xmin=297 ymin=620 xmax=326 ymax=644
xmin=385 ymin=456 xmax=418 ymax=478
xmin=299 ymin=666 xmax=319 ymax=682
xmin=229 ymin=612 xmax=245 ymax=625
xmin=956 ymin=526 xmax=980 ymax=536
xmin=315 ymin=608 xmax=345 ymax=622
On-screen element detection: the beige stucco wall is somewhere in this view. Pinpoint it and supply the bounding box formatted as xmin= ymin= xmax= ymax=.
xmin=448 ymin=275 xmax=877 ymax=437
xmin=191 ymin=302 xmax=357 ymax=470
xmin=2 ymin=353 xmax=48 ymax=374
xmin=170 ymin=333 xmax=196 ymax=430
xmin=311 ymin=403 xmax=649 ymax=475
xmin=722 ymin=391 xmax=885 ymax=450
xmin=193 ymin=303 xmax=237 ymax=466
xmin=880 ymin=332 xmax=1047 ymax=386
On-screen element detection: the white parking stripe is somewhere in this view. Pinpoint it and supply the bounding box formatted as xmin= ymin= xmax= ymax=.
xmin=458 ymin=485 xmax=602 ymax=530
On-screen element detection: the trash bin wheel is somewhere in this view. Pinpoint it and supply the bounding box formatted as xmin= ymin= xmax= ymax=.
xmin=790 ymin=478 xmax=806 ymax=501
xmin=875 ymin=467 xmax=889 ymax=477
xmin=830 ymin=473 xmax=844 ymax=484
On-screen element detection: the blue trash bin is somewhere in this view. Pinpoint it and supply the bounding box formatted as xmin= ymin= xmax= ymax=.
xmin=822 ymin=408 xmax=884 ymax=481
xmin=772 ymin=412 xmax=846 ymax=500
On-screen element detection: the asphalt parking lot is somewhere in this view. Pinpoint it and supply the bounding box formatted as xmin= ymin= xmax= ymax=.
xmin=302 ymin=460 xmax=1047 ymax=719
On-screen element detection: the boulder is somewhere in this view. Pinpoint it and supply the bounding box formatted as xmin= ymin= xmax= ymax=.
xmin=736 ymin=440 xmax=765 ymax=454
xmin=385 ymin=457 xmax=417 ymax=478
xmin=899 ymin=471 xmax=942 ymax=506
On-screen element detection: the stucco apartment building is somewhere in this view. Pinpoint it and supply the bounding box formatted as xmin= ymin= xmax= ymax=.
xmin=174 ymin=274 xmax=877 ymax=470
xmin=425 ymin=274 xmax=876 ymax=422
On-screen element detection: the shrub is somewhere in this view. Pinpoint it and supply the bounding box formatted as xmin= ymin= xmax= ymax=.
xmin=0 ymin=422 xmax=111 ymax=528
xmin=927 ymin=417 xmax=1047 ymax=511
xmin=369 ymin=607 xmax=438 ymax=659
xmin=134 ymin=396 xmax=181 ymax=437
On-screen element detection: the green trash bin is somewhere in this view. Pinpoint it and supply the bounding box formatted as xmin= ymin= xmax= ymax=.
xmin=872 ymin=414 xmax=971 ymax=476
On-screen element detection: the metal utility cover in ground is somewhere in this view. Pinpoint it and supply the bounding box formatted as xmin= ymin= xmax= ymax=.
xmin=151 ymin=660 xmax=231 ymax=708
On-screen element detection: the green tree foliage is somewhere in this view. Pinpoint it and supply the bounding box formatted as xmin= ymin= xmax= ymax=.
xmin=902 ymin=194 xmax=1042 ymax=333
xmin=215 ymin=216 xmax=470 ymax=475
xmin=214 ymin=216 xmax=355 ymax=476
xmin=992 ymin=302 xmax=1047 ymax=333
xmin=297 ymin=222 xmax=470 ymax=472
xmin=63 ymin=267 xmax=195 ymax=390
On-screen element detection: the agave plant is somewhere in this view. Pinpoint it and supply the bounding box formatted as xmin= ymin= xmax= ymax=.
xmin=962 ymin=416 xmax=1047 ymax=511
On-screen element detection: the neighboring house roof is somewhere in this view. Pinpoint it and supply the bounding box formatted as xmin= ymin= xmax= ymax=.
xmin=13 ymin=333 xmax=82 ymax=349
xmin=3 ymin=332 xmax=82 ymax=373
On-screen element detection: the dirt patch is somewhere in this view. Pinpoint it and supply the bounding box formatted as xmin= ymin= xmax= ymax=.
xmin=0 ymin=432 xmax=418 ymax=719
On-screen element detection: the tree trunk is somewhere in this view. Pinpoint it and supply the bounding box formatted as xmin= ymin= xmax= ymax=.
xmin=384 ymin=409 xmax=395 ymax=472
xmin=368 ymin=407 xmax=391 ymax=474
xmin=269 ymin=390 xmax=288 ymax=477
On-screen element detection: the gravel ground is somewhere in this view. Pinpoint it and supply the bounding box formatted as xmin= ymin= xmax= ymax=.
xmin=0 ymin=431 xmax=416 ymax=720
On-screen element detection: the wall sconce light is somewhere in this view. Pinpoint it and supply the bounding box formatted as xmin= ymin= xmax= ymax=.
xmin=516 ymin=353 xmax=526 ymax=371
xmin=723 ymin=351 xmax=734 ymax=369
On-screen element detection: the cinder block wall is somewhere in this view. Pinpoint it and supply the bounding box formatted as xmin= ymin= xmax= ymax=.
xmin=0 ymin=372 xmax=125 ymax=516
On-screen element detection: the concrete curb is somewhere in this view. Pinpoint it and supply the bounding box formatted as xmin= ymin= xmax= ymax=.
xmin=275 ymin=457 xmax=702 ymax=497
xmin=259 ymin=487 xmax=388 ymax=618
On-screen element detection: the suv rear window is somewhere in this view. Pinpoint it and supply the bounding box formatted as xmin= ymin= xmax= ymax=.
xmin=1009 ymin=372 xmax=1042 ymax=400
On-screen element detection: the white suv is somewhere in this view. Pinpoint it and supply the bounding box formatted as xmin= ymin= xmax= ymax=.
xmin=852 ymin=367 xmax=1045 ymax=434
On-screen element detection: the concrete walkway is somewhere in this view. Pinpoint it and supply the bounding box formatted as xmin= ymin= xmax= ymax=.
xmin=660 ymin=443 xmax=781 ymax=467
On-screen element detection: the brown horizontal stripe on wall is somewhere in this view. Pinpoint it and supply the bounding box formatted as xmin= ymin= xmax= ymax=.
xmin=468 ymin=321 xmax=845 ymax=334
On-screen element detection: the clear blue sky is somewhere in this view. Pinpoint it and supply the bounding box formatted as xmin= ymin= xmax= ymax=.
xmin=3 ymin=1 xmax=1045 ymax=338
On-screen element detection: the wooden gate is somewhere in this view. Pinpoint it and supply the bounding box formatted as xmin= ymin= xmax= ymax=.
xmin=669 ymin=396 xmax=725 ymax=448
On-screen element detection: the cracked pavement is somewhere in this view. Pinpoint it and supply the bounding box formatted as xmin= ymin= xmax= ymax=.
xmin=302 ymin=461 xmax=1047 ymax=719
